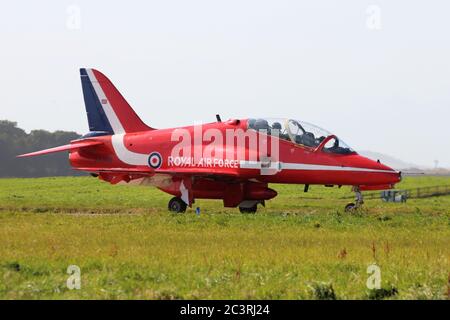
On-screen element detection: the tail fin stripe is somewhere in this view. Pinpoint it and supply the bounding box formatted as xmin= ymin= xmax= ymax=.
xmin=80 ymin=71 xmax=114 ymax=134
xmin=86 ymin=69 xmax=125 ymax=134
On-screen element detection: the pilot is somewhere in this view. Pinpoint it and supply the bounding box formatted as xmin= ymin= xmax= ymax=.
xmin=247 ymin=118 xmax=256 ymax=129
xmin=254 ymin=119 xmax=271 ymax=134
xmin=302 ymin=132 xmax=316 ymax=147
xmin=272 ymin=122 xmax=289 ymax=140
xmin=272 ymin=122 xmax=282 ymax=131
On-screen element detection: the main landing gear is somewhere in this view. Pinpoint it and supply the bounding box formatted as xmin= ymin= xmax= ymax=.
xmin=345 ymin=186 xmax=364 ymax=212
xmin=239 ymin=204 xmax=258 ymax=214
xmin=167 ymin=198 xmax=260 ymax=214
xmin=238 ymin=200 xmax=260 ymax=214
xmin=168 ymin=197 xmax=187 ymax=213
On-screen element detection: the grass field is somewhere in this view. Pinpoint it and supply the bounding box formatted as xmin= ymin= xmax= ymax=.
xmin=0 ymin=176 xmax=449 ymax=299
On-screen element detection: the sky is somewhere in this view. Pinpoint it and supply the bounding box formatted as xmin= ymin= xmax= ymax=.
xmin=0 ymin=0 xmax=449 ymax=167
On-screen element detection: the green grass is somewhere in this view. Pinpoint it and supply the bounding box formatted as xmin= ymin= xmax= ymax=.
xmin=0 ymin=176 xmax=449 ymax=299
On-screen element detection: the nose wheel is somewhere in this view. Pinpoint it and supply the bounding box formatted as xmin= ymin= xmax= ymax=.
xmin=344 ymin=203 xmax=357 ymax=212
xmin=345 ymin=186 xmax=364 ymax=212
xmin=168 ymin=197 xmax=187 ymax=213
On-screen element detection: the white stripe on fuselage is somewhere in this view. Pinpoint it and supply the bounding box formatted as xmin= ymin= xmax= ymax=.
xmin=105 ymin=143 xmax=398 ymax=173
xmin=111 ymin=134 xmax=149 ymax=166
xmin=240 ymin=161 xmax=395 ymax=174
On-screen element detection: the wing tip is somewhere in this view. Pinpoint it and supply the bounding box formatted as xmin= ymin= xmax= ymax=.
xmin=16 ymin=140 xmax=103 ymax=158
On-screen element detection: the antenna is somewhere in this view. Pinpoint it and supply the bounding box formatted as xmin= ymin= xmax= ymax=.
xmin=216 ymin=114 xmax=222 ymax=122
xmin=434 ymin=160 xmax=439 ymax=169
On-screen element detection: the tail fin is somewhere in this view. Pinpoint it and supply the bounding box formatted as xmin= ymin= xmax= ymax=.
xmin=80 ymin=68 xmax=153 ymax=134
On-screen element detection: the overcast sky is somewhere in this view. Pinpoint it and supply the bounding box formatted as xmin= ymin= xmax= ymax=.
xmin=0 ymin=0 xmax=449 ymax=167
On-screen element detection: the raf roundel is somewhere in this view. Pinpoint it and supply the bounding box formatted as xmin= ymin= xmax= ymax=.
xmin=148 ymin=152 xmax=162 ymax=169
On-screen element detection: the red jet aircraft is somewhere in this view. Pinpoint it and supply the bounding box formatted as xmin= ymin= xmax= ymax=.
xmin=18 ymin=68 xmax=401 ymax=213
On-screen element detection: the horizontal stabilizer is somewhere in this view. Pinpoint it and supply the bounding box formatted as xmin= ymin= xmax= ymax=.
xmin=17 ymin=140 xmax=103 ymax=158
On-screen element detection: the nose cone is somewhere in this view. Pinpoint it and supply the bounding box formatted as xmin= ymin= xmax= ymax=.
xmin=343 ymin=154 xmax=402 ymax=186
xmin=367 ymin=156 xmax=402 ymax=185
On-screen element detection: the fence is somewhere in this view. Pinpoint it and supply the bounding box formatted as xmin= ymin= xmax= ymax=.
xmin=342 ymin=185 xmax=450 ymax=200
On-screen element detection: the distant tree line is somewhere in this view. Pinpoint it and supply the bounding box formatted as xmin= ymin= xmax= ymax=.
xmin=0 ymin=120 xmax=84 ymax=177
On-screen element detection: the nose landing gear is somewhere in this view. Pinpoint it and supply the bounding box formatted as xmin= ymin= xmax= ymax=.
xmin=345 ymin=186 xmax=364 ymax=212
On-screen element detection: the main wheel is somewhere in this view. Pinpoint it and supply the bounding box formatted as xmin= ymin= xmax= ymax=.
xmin=168 ymin=197 xmax=187 ymax=213
xmin=344 ymin=202 xmax=356 ymax=212
xmin=239 ymin=204 xmax=257 ymax=214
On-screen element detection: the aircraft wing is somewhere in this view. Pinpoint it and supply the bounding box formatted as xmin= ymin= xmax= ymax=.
xmin=77 ymin=167 xmax=244 ymax=203
xmin=74 ymin=167 xmax=239 ymax=180
xmin=17 ymin=140 xmax=103 ymax=158
xmin=77 ymin=167 xmax=240 ymax=179
xmin=156 ymin=168 xmax=240 ymax=179
xmin=75 ymin=167 xmax=155 ymax=175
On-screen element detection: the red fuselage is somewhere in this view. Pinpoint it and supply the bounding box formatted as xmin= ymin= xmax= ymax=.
xmin=19 ymin=69 xmax=400 ymax=211
xmin=68 ymin=119 xmax=400 ymax=207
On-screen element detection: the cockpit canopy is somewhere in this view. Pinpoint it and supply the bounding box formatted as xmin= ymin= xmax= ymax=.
xmin=248 ymin=118 xmax=355 ymax=155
